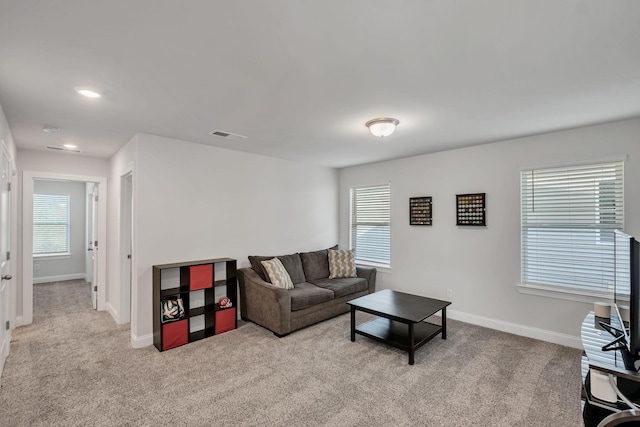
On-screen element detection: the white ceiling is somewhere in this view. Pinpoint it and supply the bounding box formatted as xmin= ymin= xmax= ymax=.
xmin=0 ymin=1 xmax=639 ymax=168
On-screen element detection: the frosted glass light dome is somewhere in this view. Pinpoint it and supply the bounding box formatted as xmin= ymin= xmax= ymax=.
xmin=366 ymin=118 xmax=399 ymax=137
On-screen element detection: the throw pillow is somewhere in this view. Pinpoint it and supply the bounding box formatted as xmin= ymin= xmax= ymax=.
xmin=261 ymin=257 xmax=294 ymax=289
xmin=328 ymin=249 xmax=357 ymax=279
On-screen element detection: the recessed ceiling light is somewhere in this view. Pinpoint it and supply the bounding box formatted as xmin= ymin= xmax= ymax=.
xmin=63 ymin=143 xmax=78 ymax=149
xmin=42 ymin=125 xmax=60 ymax=133
xmin=76 ymin=88 xmax=102 ymax=98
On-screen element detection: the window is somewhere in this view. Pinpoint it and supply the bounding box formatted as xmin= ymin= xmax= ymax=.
xmin=350 ymin=184 xmax=390 ymax=266
xmin=521 ymin=161 xmax=623 ymax=294
xmin=33 ymin=194 xmax=70 ymax=256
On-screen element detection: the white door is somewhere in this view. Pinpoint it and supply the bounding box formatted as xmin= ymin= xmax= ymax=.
xmin=0 ymin=146 xmax=12 ymax=378
xmin=90 ymin=185 xmax=99 ymax=309
xmin=86 ymin=183 xmax=95 ymax=308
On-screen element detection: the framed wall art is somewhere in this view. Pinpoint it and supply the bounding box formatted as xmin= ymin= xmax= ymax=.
xmin=456 ymin=193 xmax=486 ymax=226
xmin=410 ymin=196 xmax=432 ymax=225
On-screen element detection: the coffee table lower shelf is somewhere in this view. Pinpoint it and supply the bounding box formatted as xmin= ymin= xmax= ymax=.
xmin=355 ymin=317 xmax=442 ymax=359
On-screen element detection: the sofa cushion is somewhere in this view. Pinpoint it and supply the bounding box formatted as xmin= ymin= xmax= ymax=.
xmin=260 ymin=258 xmax=294 ymax=290
xmin=249 ymin=253 xmax=306 ymax=284
xmin=328 ymin=249 xmax=357 ymax=279
xmin=299 ymin=245 xmax=339 ymax=281
xmin=299 ymin=249 xmax=330 ymax=281
xmin=289 ymin=282 xmax=334 ymax=311
xmin=309 ymin=277 xmax=368 ymax=299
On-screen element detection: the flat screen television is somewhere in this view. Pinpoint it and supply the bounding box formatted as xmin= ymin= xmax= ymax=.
xmin=611 ymin=230 xmax=640 ymax=371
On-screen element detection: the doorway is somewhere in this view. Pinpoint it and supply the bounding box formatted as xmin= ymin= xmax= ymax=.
xmin=32 ymin=180 xmax=89 ymax=286
xmin=120 ymin=172 xmax=133 ymax=324
xmin=21 ymin=172 xmax=107 ymax=325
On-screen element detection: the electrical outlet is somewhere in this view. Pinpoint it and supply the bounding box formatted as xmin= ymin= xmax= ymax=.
xmin=34 ymin=264 xmax=40 ymax=271
xmin=446 ymin=288 xmax=453 ymax=298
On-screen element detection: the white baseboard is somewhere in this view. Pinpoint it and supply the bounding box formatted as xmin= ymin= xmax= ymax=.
xmin=131 ymin=331 xmax=153 ymax=348
xmin=447 ymin=309 xmax=582 ymax=349
xmin=33 ymin=273 xmax=86 ymax=285
xmin=105 ymin=302 xmax=119 ymax=323
xmin=15 ymin=315 xmax=25 ymax=327
xmin=105 ymin=303 xmax=152 ymax=348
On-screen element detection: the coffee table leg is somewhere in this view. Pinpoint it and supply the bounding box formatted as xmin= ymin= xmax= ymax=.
xmin=442 ymin=307 xmax=447 ymax=340
xmin=408 ymin=322 xmax=415 ymax=365
xmin=350 ymin=306 xmax=356 ymax=342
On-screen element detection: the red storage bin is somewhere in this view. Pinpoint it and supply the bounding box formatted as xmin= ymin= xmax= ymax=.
xmin=215 ymin=308 xmax=236 ymax=334
xmin=162 ymin=319 xmax=188 ymax=350
xmin=189 ymin=264 xmax=213 ymax=290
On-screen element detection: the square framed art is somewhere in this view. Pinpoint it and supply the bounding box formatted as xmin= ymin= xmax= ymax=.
xmin=410 ymin=196 xmax=432 ymax=225
xmin=456 ymin=193 xmax=486 ymax=226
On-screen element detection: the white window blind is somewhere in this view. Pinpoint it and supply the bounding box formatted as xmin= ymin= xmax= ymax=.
xmin=33 ymin=194 xmax=71 ymax=255
xmin=521 ymin=161 xmax=624 ymax=293
xmin=350 ymin=184 xmax=390 ymax=266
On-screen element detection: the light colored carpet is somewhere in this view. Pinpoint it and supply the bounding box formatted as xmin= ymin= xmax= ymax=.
xmin=0 ymin=280 xmax=583 ymax=426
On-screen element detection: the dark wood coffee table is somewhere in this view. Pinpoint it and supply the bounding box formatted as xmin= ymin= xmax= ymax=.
xmin=347 ymin=289 xmax=451 ymax=365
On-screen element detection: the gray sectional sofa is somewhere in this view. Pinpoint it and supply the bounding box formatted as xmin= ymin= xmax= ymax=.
xmin=238 ymin=248 xmax=377 ymax=336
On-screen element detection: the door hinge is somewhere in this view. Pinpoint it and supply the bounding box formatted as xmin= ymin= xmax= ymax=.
xmin=6 ymin=251 xmax=9 ymax=261
xmin=7 ymin=182 xmax=10 ymax=192
xmin=93 ymin=285 xmax=97 ymax=292
xmin=5 ymin=320 xmax=9 ymax=330
xmin=95 ymin=195 xmax=98 ymax=202
xmin=94 ymin=241 xmax=98 ymax=247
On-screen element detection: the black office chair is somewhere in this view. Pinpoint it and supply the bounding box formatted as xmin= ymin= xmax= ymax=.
xmin=595 ymin=373 xmax=640 ymax=427
xmin=598 ymin=409 xmax=640 ymax=426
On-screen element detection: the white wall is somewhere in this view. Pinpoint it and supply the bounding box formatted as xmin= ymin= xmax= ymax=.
xmin=108 ymin=133 xmax=339 ymax=347
xmin=15 ymin=149 xmax=109 ymax=318
xmin=32 ymin=180 xmax=86 ymax=283
xmin=339 ymin=118 xmax=640 ymax=348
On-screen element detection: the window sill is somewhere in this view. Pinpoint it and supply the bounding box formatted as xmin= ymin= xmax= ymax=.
xmin=356 ymin=260 xmax=391 ymax=274
xmin=34 ymin=253 xmax=71 ymax=260
xmin=517 ymin=282 xmax=628 ymax=304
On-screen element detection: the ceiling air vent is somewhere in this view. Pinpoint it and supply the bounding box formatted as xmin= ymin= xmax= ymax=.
xmin=45 ymin=145 xmax=82 ymax=153
xmin=208 ymin=130 xmax=248 ymax=142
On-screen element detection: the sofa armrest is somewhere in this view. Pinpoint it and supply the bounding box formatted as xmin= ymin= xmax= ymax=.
xmin=237 ymin=267 xmax=292 ymax=335
xmin=356 ymin=265 xmax=377 ymax=294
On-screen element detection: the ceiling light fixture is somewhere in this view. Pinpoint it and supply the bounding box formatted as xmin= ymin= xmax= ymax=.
xmin=42 ymin=125 xmax=60 ymax=133
xmin=76 ymin=88 xmax=102 ymax=98
xmin=366 ymin=118 xmax=399 ymax=137
xmin=63 ymin=143 xmax=78 ymax=149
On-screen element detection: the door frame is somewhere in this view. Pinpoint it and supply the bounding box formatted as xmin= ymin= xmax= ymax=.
xmin=21 ymin=171 xmax=107 ymax=325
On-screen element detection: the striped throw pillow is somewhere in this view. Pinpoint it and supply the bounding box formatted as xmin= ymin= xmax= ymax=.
xmin=261 ymin=257 xmax=294 ymax=289
xmin=328 ymin=249 xmax=357 ymax=279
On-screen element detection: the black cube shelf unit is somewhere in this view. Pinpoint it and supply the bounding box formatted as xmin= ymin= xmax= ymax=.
xmin=153 ymin=257 xmax=237 ymax=352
